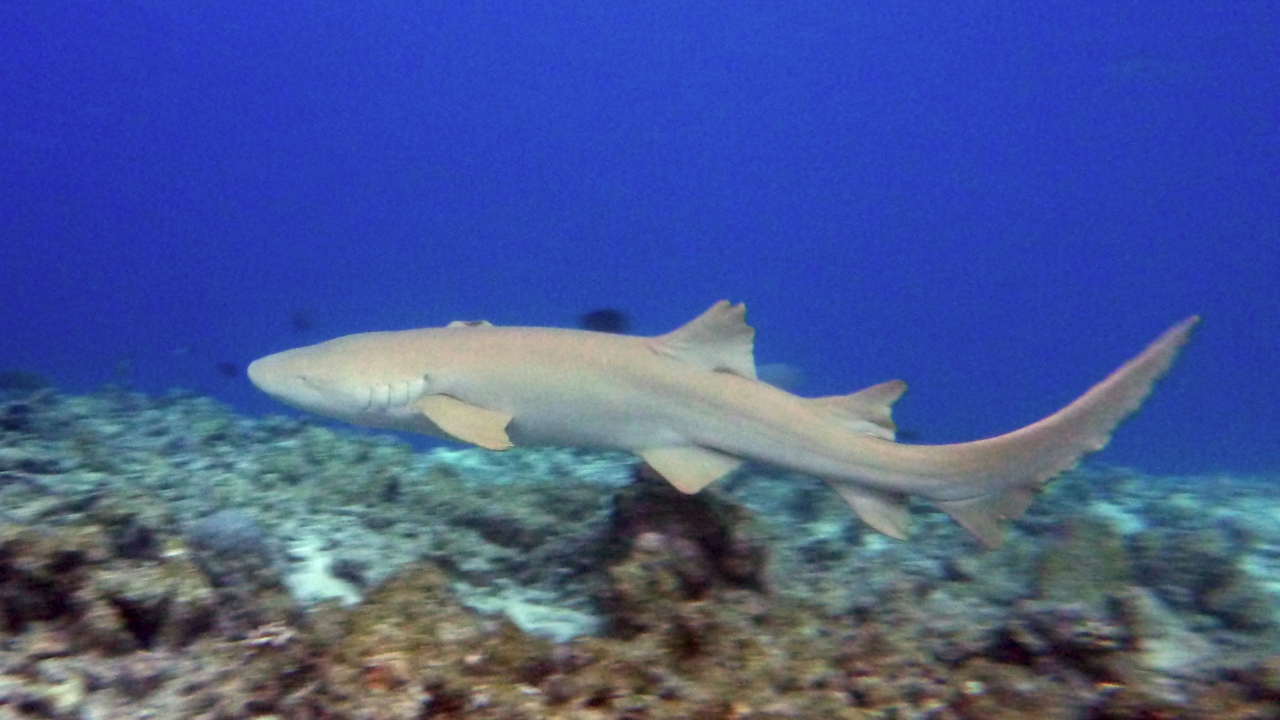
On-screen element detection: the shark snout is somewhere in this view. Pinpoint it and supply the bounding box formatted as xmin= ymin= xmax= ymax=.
xmin=245 ymin=356 xmax=274 ymax=393
xmin=246 ymin=348 xmax=371 ymax=421
xmin=245 ymin=357 xmax=266 ymax=388
xmin=246 ymin=353 xmax=299 ymax=404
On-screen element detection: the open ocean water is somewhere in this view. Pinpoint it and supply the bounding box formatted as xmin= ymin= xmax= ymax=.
xmin=1 ymin=2 xmax=1279 ymax=718
xmin=3 ymin=0 xmax=1277 ymax=474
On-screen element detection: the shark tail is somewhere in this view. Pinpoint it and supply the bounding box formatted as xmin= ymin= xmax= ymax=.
xmin=930 ymin=315 xmax=1199 ymax=548
xmin=827 ymin=316 xmax=1199 ymax=549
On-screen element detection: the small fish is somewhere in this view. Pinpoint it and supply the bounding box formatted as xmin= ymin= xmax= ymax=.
xmin=578 ymin=308 xmax=629 ymax=334
xmin=248 ymin=301 xmax=1197 ymax=549
xmin=0 ymin=369 xmax=52 ymax=391
xmin=291 ymin=311 xmax=315 ymax=333
xmin=215 ymin=361 xmax=241 ymax=378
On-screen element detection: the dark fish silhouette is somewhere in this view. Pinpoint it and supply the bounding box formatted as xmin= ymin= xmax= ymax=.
xmin=579 ymin=308 xmax=629 ymax=334
xmin=215 ymin=362 xmax=241 ymax=378
xmin=291 ymin=311 xmax=315 ymax=332
xmin=0 ymin=369 xmax=51 ymax=391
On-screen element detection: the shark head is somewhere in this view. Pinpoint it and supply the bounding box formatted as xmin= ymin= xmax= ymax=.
xmin=248 ymin=332 xmax=435 ymax=425
xmin=247 ymin=345 xmax=364 ymax=422
xmin=248 ymin=328 xmax=516 ymax=447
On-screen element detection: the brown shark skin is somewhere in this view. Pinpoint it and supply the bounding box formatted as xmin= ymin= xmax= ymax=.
xmin=248 ymin=302 xmax=1197 ymax=547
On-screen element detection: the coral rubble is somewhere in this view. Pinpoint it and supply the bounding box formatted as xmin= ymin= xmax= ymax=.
xmin=0 ymin=386 xmax=1277 ymax=718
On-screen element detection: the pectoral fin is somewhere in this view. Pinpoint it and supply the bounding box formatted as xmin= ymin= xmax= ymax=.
xmin=639 ymin=446 xmax=743 ymax=494
xmin=415 ymin=395 xmax=514 ymax=451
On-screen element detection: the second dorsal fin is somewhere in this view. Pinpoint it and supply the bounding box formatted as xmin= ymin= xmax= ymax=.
xmin=810 ymin=379 xmax=907 ymax=440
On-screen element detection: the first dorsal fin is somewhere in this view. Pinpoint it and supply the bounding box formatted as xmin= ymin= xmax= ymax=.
xmin=447 ymin=319 xmax=494 ymax=328
xmin=647 ymin=300 xmax=757 ymax=379
xmin=811 ymin=379 xmax=907 ymax=440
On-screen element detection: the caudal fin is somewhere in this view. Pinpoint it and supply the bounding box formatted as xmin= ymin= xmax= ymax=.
xmin=932 ymin=316 xmax=1200 ymax=547
xmin=825 ymin=317 xmax=1199 ymax=548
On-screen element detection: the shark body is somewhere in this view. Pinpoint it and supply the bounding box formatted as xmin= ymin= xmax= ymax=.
xmin=248 ymin=301 xmax=1197 ymax=547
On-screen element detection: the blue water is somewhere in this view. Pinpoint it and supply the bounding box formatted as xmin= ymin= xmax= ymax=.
xmin=3 ymin=1 xmax=1277 ymax=474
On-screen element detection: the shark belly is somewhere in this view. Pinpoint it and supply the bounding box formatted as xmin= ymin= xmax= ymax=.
xmin=451 ymin=365 xmax=689 ymax=451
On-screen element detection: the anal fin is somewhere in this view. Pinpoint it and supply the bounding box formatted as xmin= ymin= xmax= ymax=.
xmin=414 ymin=395 xmax=514 ymax=451
xmin=825 ymin=481 xmax=911 ymax=540
xmin=933 ymin=487 xmax=1038 ymax=550
xmin=639 ymin=446 xmax=742 ymax=494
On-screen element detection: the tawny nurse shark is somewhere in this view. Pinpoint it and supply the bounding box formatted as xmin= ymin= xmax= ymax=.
xmin=248 ymin=302 xmax=1198 ymax=548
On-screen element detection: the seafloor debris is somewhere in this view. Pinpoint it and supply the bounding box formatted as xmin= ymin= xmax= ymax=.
xmin=0 ymin=386 xmax=1277 ymax=718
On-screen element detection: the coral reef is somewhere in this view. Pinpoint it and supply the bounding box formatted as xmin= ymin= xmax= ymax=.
xmin=0 ymin=387 xmax=1277 ymax=717
xmin=1036 ymin=514 xmax=1133 ymax=611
